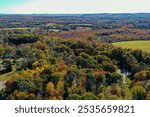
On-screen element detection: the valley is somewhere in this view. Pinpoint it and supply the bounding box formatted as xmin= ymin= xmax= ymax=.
xmin=0 ymin=14 xmax=149 ymax=100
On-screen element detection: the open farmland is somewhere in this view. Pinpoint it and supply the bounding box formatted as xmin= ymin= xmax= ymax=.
xmin=112 ymin=41 xmax=150 ymax=53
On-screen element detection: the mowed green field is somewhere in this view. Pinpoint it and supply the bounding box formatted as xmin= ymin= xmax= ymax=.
xmin=0 ymin=65 xmax=17 ymax=82
xmin=0 ymin=71 xmax=16 ymax=82
xmin=112 ymin=41 xmax=150 ymax=53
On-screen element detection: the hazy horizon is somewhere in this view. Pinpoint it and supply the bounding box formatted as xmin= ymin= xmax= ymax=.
xmin=0 ymin=0 xmax=150 ymax=14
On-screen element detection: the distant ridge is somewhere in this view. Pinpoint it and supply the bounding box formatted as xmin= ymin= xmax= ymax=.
xmin=0 ymin=13 xmax=150 ymax=17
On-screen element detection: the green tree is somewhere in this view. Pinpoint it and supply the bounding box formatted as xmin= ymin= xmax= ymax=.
xmin=121 ymin=87 xmax=132 ymax=100
xmin=15 ymin=91 xmax=29 ymax=100
xmin=146 ymin=93 xmax=150 ymax=100
xmin=67 ymin=94 xmax=81 ymax=100
xmin=131 ymin=85 xmax=147 ymax=100
xmin=102 ymin=62 xmax=117 ymax=73
xmin=81 ymin=92 xmax=98 ymax=100
xmin=106 ymin=72 xmax=122 ymax=84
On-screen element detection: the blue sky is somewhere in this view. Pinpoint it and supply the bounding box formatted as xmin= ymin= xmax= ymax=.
xmin=0 ymin=0 xmax=150 ymax=14
xmin=0 ymin=0 xmax=31 ymax=13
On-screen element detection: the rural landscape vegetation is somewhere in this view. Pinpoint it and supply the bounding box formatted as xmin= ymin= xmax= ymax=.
xmin=0 ymin=14 xmax=150 ymax=100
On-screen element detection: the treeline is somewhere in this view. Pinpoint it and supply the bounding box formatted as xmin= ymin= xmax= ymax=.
xmin=7 ymin=34 xmax=40 ymax=45
xmin=95 ymin=28 xmax=150 ymax=43
xmin=1 ymin=14 xmax=150 ymax=44
xmin=0 ymin=37 xmax=149 ymax=100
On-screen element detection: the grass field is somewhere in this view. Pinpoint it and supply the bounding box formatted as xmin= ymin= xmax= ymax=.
xmin=112 ymin=41 xmax=150 ymax=53
xmin=0 ymin=27 xmax=34 ymax=31
xmin=0 ymin=71 xmax=16 ymax=90
xmin=0 ymin=71 xmax=16 ymax=82
xmin=0 ymin=65 xmax=17 ymax=82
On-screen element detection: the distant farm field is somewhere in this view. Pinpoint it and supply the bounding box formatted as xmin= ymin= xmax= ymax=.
xmin=0 ymin=27 xmax=34 ymax=31
xmin=112 ymin=41 xmax=150 ymax=53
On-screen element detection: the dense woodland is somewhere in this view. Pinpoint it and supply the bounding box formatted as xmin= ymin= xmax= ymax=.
xmin=0 ymin=14 xmax=150 ymax=100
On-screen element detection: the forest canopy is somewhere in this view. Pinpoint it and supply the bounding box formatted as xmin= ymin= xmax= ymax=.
xmin=0 ymin=14 xmax=150 ymax=100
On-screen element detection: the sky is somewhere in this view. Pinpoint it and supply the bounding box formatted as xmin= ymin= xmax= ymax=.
xmin=0 ymin=0 xmax=150 ymax=14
